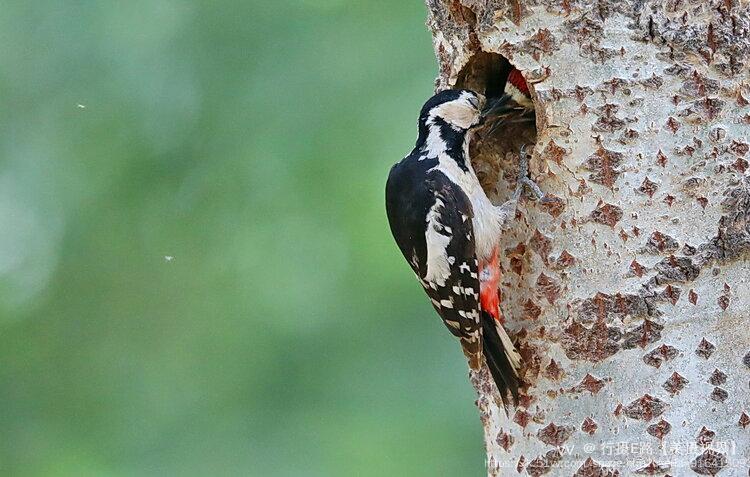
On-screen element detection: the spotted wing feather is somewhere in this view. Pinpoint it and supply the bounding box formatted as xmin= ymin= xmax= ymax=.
xmin=386 ymin=158 xmax=482 ymax=365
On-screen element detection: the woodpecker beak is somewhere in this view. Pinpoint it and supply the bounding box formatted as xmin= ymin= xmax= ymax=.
xmin=480 ymin=95 xmax=513 ymax=119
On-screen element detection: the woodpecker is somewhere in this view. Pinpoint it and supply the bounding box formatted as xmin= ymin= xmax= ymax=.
xmin=385 ymin=87 xmax=543 ymax=404
xmin=504 ymin=67 xmax=534 ymax=110
xmin=483 ymin=67 xmax=535 ymax=137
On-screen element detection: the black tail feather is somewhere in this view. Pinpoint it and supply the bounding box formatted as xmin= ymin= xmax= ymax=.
xmin=481 ymin=311 xmax=521 ymax=407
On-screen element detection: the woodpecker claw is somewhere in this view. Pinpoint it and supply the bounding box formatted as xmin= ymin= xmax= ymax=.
xmin=526 ymin=67 xmax=550 ymax=84
xmin=515 ymin=145 xmax=546 ymax=201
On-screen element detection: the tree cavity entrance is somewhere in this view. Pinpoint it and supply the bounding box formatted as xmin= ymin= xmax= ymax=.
xmin=455 ymin=52 xmax=539 ymax=204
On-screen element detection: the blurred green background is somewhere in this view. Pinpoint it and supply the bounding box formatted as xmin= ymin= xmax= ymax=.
xmin=0 ymin=1 xmax=485 ymax=475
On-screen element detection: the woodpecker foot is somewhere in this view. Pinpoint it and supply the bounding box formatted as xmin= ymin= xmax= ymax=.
xmin=526 ymin=66 xmax=550 ymax=85
xmin=514 ymin=145 xmax=546 ymax=201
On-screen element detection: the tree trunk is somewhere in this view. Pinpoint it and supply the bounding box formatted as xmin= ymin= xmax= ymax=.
xmin=424 ymin=1 xmax=750 ymax=475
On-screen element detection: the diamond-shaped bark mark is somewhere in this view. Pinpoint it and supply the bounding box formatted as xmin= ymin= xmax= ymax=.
xmin=622 ymin=319 xmax=664 ymax=349
xmin=630 ymin=260 xmax=645 ymax=277
xmin=526 ymin=28 xmax=557 ymax=60
xmin=732 ymin=157 xmax=748 ymax=173
xmin=526 ymin=450 xmax=562 ymax=477
xmin=593 ymin=103 xmax=627 ymax=132
xmin=530 ymin=229 xmax=552 ymax=265
xmin=634 ymin=461 xmax=671 ymax=475
xmin=696 ymin=338 xmax=716 ymax=359
xmin=698 ymin=97 xmax=724 ymax=120
xmin=718 ymin=294 xmax=729 ymax=311
xmin=624 ymin=394 xmax=666 ymax=421
xmin=573 ymin=457 xmax=620 ymax=477
xmin=709 ymin=369 xmax=727 ymax=386
xmin=585 ymin=146 xmax=623 ymax=189
xmin=738 ymin=91 xmax=749 ymax=106
xmin=653 ymin=255 xmax=699 ymax=284
xmin=581 ymin=417 xmax=598 ymax=435
xmin=561 ymin=319 xmax=621 ymax=362
xmin=570 ymin=373 xmax=605 ymax=394
xmin=643 ymin=344 xmax=679 ymax=368
xmin=645 ymin=231 xmax=679 ymax=254
xmin=638 ymin=177 xmax=659 ymax=198
xmin=697 ymin=197 xmax=708 ymax=209
xmin=664 ymin=194 xmax=675 ymax=206
xmin=656 ymin=150 xmax=668 ymax=167
xmin=517 ymin=340 xmax=542 ymax=381
xmin=690 ymin=449 xmax=727 ymax=475
xmin=696 ymin=427 xmax=715 ymax=446
xmin=523 ymin=299 xmax=542 ymax=321
xmin=540 ymin=194 xmax=565 ymax=218
xmin=662 ymin=285 xmax=681 ymax=306
xmin=619 ymin=229 xmax=629 ymax=242
xmin=572 ymin=179 xmax=592 ymax=198
xmin=730 ymin=140 xmax=749 ymax=156
xmin=710 ymin=125 xmax=727 ymax=141
xmin=516 ymin=455 xmax=526 ymax=473
xmin=536 ymin=273 xmax=561 ymax=305
xmin=744 ymin=351 xmax=750 ymax=369
xmin=517 ymin=392 xmax=533 ymax=409
xmin=543 ymin=359 xmax=563 ymax=381
xmin=510 ymin=255 xmax=523 ymax=275
xmin=647 ymin=419 xmax=672 ymax=439
xmin=537 ymin=422 xmax=575 ymax=447
xmin=505 ymin=242 xmax=525 ymax=276
xmin=577 ymin=292 xmax=650 ymax=321
xmin=591 ymin=202 xmax=623 ymax=227
xmin=514 ymin=409 xmax=531 ymax=428
xmin=710 ymin=387 xmax=728 ymax=402
xmin=543 ymin=140 xmax=566 ymax=165
xmin=739 ymin=412 xmax=750 ymax=428
xmin=663 ymin=372 xmax=689 ymax=396
xmin=666 ymin=116 xmax=680 ymax=133
xmin=555 ymin=250 xmax=575 ymax=269
xmin=676 ymin=144 xmax=696 ymax=157
xmin=496 ymin=429 xmax=514 ymax=451
xmin=689 ymin=289 xmax=698 ymax=305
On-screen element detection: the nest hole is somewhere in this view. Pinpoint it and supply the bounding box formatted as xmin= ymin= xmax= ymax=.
xmin=455 ymin=52 xmax=540 ymax=204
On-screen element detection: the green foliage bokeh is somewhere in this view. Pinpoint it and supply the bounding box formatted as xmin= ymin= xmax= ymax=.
xmin=0 ymin=1 xmax=483 ymax=475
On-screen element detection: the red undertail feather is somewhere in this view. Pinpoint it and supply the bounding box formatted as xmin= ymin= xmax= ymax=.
xmin=479 ymin=247 xmax=504 ymax=323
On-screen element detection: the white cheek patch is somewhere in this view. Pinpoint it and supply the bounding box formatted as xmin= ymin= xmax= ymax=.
xmin=431 ymin=101 xmax=479 ymax=130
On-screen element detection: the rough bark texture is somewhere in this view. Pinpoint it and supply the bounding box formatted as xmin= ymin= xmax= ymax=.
xmin=425 ymin=1 xmax=750 ymax=475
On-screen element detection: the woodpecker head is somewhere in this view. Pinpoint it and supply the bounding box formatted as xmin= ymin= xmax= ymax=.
xmin=504 ymin=68 xmax=533 ymax=109
xmin=416 ymin=89 xmax=485 ymax=153
xmin=478 ymin=68 xmax=536 ymax=137
xmin=419 ymin=89 xmax=485 ymax=131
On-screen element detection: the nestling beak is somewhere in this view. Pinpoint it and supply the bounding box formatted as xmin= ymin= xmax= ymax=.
xmin=480 ymin=95 xmax=513 ymax=119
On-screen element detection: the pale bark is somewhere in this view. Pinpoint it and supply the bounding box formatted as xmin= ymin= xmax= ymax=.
xmin=425 ymin=1 xmax=750 ymax=475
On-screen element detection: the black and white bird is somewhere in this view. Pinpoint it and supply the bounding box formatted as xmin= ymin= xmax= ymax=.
xmin=385 ymin=88 xmax=542 ymax=404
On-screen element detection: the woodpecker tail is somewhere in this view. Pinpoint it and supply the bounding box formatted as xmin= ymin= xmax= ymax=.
xmin=481 ymin=310 xmax=522 ymax=406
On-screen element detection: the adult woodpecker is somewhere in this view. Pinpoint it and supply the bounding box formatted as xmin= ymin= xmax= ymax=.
xmin=385 ymin=83 xmax=543 ymax=404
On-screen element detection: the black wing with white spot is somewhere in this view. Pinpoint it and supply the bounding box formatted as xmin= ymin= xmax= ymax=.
xmin=386 ymin=152 xmax=521 ymax=402
xmin=386 ymin=156 xmax=482 ymax=364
